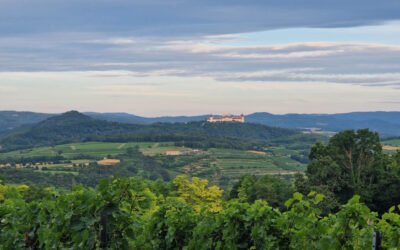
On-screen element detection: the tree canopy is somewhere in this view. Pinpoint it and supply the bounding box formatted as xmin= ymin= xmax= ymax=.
xmin=229 ymin=174 xmax=294 ymax=210
xmin=298 ymin=129 xmax=400 ymax=214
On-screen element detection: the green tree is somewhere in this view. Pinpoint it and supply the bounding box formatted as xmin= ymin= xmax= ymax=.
xmin=303 ymin=129 xmax=400 ymax=213
xmin=229 ymin=174 xmax=294 ymax=210
xmin=172 ymin=175 xmax=223 ymax=213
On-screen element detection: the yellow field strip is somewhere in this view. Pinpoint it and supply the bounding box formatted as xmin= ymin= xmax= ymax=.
xmin=383 ymin=145 xmax=400 ymax=151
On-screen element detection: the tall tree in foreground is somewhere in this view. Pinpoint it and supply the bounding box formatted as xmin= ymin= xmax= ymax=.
xmin=299 ymin=129 xmax=400 ymax=214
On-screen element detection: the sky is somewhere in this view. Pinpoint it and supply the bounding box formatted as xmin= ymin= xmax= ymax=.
xmin=1 ymin=0 xmax=400 ymax=116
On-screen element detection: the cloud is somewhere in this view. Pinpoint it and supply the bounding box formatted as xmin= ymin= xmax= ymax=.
xmin=0 ymin=0 xmax=399 ymax=96
xmin=88 ymin=84 xmax=193 ymax=97
xmin=84 ymin=38 xmax=137 ymax=45
xmin=218 ymin=71 xmax=400 ymax=86
xmin=1 ymin=0 xmax=400 ymax=36
xmin=0 ymin=0 xmax=399 ymax=92
xmin=204 ymin=34 xmax=240 ymax=40
xmin=1 ymin=27 xmax=400 ymax=89
xmin=1 ymin=33 xmax=400 ymax=88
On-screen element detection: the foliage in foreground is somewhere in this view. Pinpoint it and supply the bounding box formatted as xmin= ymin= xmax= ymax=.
xmin=1 ymin=176 xmax=400 ymax=249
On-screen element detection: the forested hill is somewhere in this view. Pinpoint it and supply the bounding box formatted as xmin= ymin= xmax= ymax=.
xmin=0 ymin=111 xmax=300 ymax=152
xmin=146 ymin=120 xmax=299 ymax=140
xmin=0 ymin=111 xmax=141 ymax=151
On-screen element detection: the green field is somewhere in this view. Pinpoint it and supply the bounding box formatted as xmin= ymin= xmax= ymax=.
xmin=140 ymin=143 xmax=193 ymax=156
xmin=0 ymin=141 xmax=175 ymax=159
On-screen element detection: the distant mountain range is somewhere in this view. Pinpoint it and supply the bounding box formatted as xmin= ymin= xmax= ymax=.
xmin=0 ymin=110 xmax=400 ymax=137
xmin=246 ymin=112 xmax=400 ymax=137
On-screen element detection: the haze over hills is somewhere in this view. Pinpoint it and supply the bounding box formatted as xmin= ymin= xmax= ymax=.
xmin=1 ymin=110 xmax=400 ymax=137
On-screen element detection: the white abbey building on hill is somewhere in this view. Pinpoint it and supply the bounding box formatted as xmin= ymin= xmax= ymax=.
xmin=207 ymin=114 xmax=245 ymax=123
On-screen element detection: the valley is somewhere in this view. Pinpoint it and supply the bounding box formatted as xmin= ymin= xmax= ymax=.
xmin=1 ymin=111 xmax=398 ymax=191
xmin=0 ymin=140 xmax=307 ymax=189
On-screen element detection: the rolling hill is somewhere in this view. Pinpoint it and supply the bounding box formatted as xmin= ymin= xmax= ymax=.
xmin=0 ymin=111 xmax=141 ymax=151
xmin=0 ymin=111 xmax=300 ymax=152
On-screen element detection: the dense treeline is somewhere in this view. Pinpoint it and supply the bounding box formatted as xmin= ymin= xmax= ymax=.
xmin=1 ymin=176 xmax=400 ymax=249
xmin=0 ymin=111 xmax=300 ymax=152
xmin=0 ymin=169 xmax=80 ymax=188
xmin=93 ymin=132 xmax=266 ymax=151
xmin=145 ymin=120 xmax=299 ymax=140
xmin=0 ymin=155 xmax=65 ymax=165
